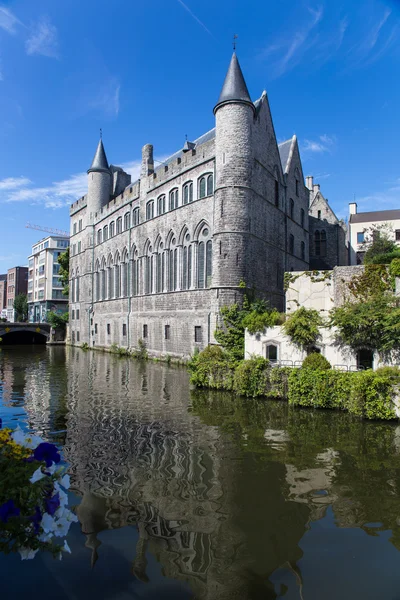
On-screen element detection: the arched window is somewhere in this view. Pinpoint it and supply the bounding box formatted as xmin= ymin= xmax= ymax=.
xmin=146 ymin=200 xmax=154 ymax=220
xmin=300 ymin=208 xmax=305 ymax=228
xmin=97 ymin=230 xmax=102 ymax=245
xmin=107 ymin=256 xmax=114 ymax=299
xmin=132 ymin=207 xmax=140 ymax=226
xmin=124 ymin=212 xmax=130 ymax=230
xmin=289 ymin=234 xmax=294 ymax=255
xmin=289 ymin=198 xmax=294 ymax=220
xmin=155 ymin=241 xmax=165 ymax=293
xmin=70 ymin=271 xmax=75 ymax=303
xmin=169 ymin=188 xmax=179 ymax=210
xmin=301 ymin=241 xmax=305 ymax=260
xmin=103 ymin=225 xmax=108 ymax=242
xmin=109 ymin=221 xmax=115 ymax=238
xmin=182 ymin=231 xmax=192 ymax=290
xmin=100 ymin=259 xmax=106 ymax=300
xmin=168 ymin=236 xmax=178 ymax=291
xmin=198 ymin=174 xmax=213 ymax=199
xmin=207 ymin=173 xmax=213 ymax=195
xmin=315 ymin=231 xmax=321 ymax=255
xmin=266 ymin=344 xmax=278 ymax=362
xmin=75 ymin=269 xmax=80 ymax=302
xmin=320 ymin=230 xmax=327 ymax=256
xmin=114 ymin=253 xmax=121 ymax=298
xmin=144 ymin=244 xmax=153 ymax=295
xmin=183 ymin=182 xmax=193 ymax=205
xmin=157 ymin=195 xmax=166 ymax=215
xmin=197 ymin=226 xmax=212 ymax=289
xmin=116 ymin=217 xmax=122 ymax=234
xmin=95 ymin=261 xmax=100 ymax=301
xmin=121 ymin=250 xmax=128 ymax=297
xmin=130 ymin=246 xmax=138 ymax=296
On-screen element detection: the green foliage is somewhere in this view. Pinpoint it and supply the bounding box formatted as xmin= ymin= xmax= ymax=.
xmin=390 ymin=258 xmax=400 ymax=277
xmin=348 ymin=368 xmax=399 ymax=420
xmin=188 ymin=345 xmax=236 ymax=390
xmin=13 ymin=293 xmax=28 ymax=322
xmin=282 ymin=307 xmax=323 ymax=351
xmin=233 ymin=357 xmax=271 ymax=397
xmin=288 ymin=368 xmax=354 ymax=410
xmin=81 ymin=342 xmax=89 ymax=351
xmin=47 ymin=311 xmax=69 ymax=330
xmin=302 ymin=353 xmax=331 ymax=370
xmin=132 ymin=338 xmax=148 ymax=360
xmin=347 ymin=264 xmax=392 ymax=300
xmin=369 ymin=250 xmax=400 ymax=266
xmin=362 ymin=224 xmax=397 ymax=264
xmin=242 ymin=308 xmax=283 ymax=334
xmin=57 ymin=247 xmax=70 ymax=296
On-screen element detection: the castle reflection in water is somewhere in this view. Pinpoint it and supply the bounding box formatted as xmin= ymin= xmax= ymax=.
xmin=2 ymin=346 xmax=400 ymax=599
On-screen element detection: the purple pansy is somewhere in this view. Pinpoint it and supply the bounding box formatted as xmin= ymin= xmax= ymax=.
xmin=33 ymin=443 xmax=61 ymax=468
xmin=45 ymin=493 xmax=60 ymax=517
xmin=0 ymin=499 xmax=20 ymax=523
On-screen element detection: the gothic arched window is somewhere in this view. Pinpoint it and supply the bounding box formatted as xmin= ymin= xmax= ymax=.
xmin=103 ymin=225 xmax=108 ymax=242
xmin=145 ymin=244 xmax=153 ymax=295
xmin=289 ymin=198 xmax=294 ymax=220
xmin=157 ymin=195 xmax=166 ymax=215
xmin=155 ymin=241 xmax=165 ymax=294
xmin=116 ymin=217 xmax=122 ymax=234
xmin=130 ymin=246 xmax=138 ymax=296
xmin=198 ymin=174 xmax=214 ymax=199
xmin=107 ymin=256 xmax=114 ymax=299
xmin=315 ymin=230 xmax=321 ymax=255
xmin=109 ymin=221 xmax=115 ymax=238
xmin=197 ymin=226 xmax=212 ymax=289
xmin=146 ymin=200 xmax=154 ymax=221
xmin=169 ymin=188 xmax=179 ymax=210
xmin=124 ymin=212 xmax=130 ymax=230
xmin=97 ymin=230 xmax=102 ymax=245
xmin=168 ymin=236 xmax=178 ymax=291
xmin=320 ymin=230 xmax=327 ymax=257
xmin=100 ymin=259 xmax=106 ymax=300
xmin=95 ymin=261 xmax=100 ymax=301
xmin=114 ymin=253 xmax=121 ymax=298
xmin=183 ymin=182 xmax=193 ymax=205
xmin=132 ymin=208 xmax=140 ymax=226
xmin=121 ymin=250 xmax=128 ymax=297
xmin=182 ymin=231 xmax=193 ymax=290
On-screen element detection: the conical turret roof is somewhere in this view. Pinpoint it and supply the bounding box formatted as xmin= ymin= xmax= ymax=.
xmin=88 ymin=139 xmax=109 ymax=173
xmin=214 ymin=52 xmax=253 ymax=114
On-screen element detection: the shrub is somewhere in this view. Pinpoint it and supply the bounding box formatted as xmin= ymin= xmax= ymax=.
xmin=348 ymin=369 xmax=399 ymax=420
xmin=302 ymin=353 xmax=331 ymax=370
xmin=233 ymin=357 xmax=270 ymax=397
xmin=132 ymin=338 xmax=148 ymax=360
xmin=283 ymin=307 xmax=322 ymax=351
xmin=81 ymin=342 xmax=89 ymax=351
xmin=188 ymin=345 xmax=235 ymax=390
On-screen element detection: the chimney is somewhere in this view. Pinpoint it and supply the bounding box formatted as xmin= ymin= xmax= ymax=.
xmin=141 ymin=144 xmax=154 ymax=178
xmin=313 ymin=184 xmax=320 ymax=195
xmin=305 ymin=175 xmax=314 ymax=190
xmin=349 ymin=202 xmax=357 ymax=215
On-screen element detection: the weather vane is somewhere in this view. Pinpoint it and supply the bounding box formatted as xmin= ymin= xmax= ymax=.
xmin=233 ymin=34 xmax=238 ymax=51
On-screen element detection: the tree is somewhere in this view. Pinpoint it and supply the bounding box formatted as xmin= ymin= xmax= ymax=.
xmin=283 ymin=307 xmax=323 ymax=352
xmin=361 ymin=223 xmax=397 ymax=264
xmin=46 ymin=311 xmax=69 ymax=331
xmin=13 ymin=294 xmax=28 ymax=322
xmin=58 ymin=247 xmax=69 ymax=296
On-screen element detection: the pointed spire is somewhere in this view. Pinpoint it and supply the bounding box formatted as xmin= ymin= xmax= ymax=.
xmin=88 ymin=138 xmax=109 ymax=174
xmin=214 ymin=52 xmax=254 ymax=114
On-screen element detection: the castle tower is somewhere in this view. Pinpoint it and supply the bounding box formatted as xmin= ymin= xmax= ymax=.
xmin=212 ymin=53 xmax=255 ymax=299
xmin=87 ymin=138 xmax=112 ymax=215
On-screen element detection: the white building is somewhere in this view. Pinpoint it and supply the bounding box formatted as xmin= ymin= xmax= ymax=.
xmin=27 ymin=235 xmax=69 ymax=323
xmin=348 ymin=203 xmax=400 ymax=265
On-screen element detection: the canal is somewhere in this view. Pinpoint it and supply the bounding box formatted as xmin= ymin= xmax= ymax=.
xmin=1 ymin=346 xmax=400 ymax=599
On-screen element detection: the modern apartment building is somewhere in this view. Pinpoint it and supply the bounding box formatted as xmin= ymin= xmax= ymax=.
xmin=0 ymin=274 xmax=7 ymax=319
xmin=6 ymin=266 xmax=28 ymax=321
xmin=27 ymin=235 xmax=69 ymax=323
xmin=348 ymin=203 xmax=400 ymax=265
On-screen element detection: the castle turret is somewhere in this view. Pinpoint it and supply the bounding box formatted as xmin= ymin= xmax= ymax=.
xmin=87 ymin=138 xmax=112 ymax=215
xmin=212 ymin=53 xmax=255 ymax=295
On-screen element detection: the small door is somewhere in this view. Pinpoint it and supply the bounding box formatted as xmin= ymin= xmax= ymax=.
xmin=357 ymin=349 xmax=373 ymax=370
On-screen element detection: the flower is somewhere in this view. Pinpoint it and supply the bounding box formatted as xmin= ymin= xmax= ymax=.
xmin=0 ymin=499 xmax=20 ymax=523
xmin=53 ymin=518 xmax=71 ymax=538
xmin=58 ymin=474 xmax=70 ymax=490
xmin=11 ymin=426 xmax=42 ymax=449
xmin=40 ymin=512 xmax=56 ymax=534
xmin=63 ymin=540 xmax=71 ymax=554
xmin=45 ymin=492 xmax=60 ymax=517
xmin=19 ymin=547 xmax=39 ymax=560
xmin=30 ymin=506 xmax=42 ymax=534
xmin=33 ymin=442 xmax=61 ymax=468
xmin=29 ymin=466 xmax=46 ymax=484
xmin=54 ymin=482 xmax=68 ymax=507
xmin=55 ymin=506 xmax=78 ymax=523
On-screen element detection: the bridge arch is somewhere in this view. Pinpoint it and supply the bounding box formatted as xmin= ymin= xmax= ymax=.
xmin=0 ymin=324 xmax=50 ymax=345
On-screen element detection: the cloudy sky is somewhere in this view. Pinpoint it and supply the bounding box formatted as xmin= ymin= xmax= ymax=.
xmin=1 ymin=0 xmax=400 ymax=272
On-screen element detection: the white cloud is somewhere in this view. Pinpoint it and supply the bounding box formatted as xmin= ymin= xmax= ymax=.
xmin=0 ymin=5 xmax=23 ymax=34
xmin=0 ymin=176 xmax=32 ymax=190
xmin=25 ymin=17 xmax=59 ymax=59
xmin=87 ymin=77 xmax=121 ymax=118
xmin=303 ymin=134 xmax=336 ymax=154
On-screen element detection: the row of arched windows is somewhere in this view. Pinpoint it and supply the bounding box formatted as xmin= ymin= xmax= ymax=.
xmin=95 ymin=173 xmax=214 ymax=246
xmin=92 ymin=223 xmax=212 ymax=301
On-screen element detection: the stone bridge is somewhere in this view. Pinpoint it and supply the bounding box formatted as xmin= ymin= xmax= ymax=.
xmin=0 ymin=322 xmax=51 ymax=344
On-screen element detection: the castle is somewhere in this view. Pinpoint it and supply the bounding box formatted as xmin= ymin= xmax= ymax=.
xmin=68 ymin=52 xmax=346 ymax=358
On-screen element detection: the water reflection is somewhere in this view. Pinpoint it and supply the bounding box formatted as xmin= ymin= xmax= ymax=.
xmin=1 ymin=346 xmax=400 ymax=598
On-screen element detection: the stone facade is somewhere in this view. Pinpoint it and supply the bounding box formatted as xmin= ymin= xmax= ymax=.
xmin=306 ymin=176 xmax=348 ymax=269
xmin=69 ymin=54 xmax=313 ymax=358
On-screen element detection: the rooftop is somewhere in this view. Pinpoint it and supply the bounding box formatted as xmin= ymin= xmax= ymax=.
xmin=350 ymin=209 xmax=400 ymax=224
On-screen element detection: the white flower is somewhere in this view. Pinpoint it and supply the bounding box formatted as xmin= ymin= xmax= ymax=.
xmin=19 ymin=547 xmax=39 ymax=560
xmin=53 ymin=517 xmax=71 ymax=538
xmin=55 ymin=506 xmax=78 ymax=523
xmin=54 ymin=482 xmax=68 ymax=506
xmin=11 ymin=426 xmax=42 ymax=449
xmin=63 ymin=540 xmax=71 ymax=554
xmin=38 ymin=532 xmax=53 ymax=543
xmin=58 ymin=474 xmax=70 ymax=490
xmin=29 ymin=467 xmax=46 ymax=484
xmin=41 ymin=512 xmax=56 ymax=534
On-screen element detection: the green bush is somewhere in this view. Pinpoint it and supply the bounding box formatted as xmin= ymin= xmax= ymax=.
xmin=81 ymin=342 xmax=89 ymax=351
xmin=348 ymin=369 xmax=399 ymax=420
xmin=233 ymin=357 xmax=270 ymax=397
xmin=288 ymin=368 xmax=352 ymax=409
xmin=302 ymin=353 xmax=331 ymax=370
xmin=132 ymin=338 xmax=148 ymax=360
xmin=283 ymin=307 xmax=322 ymax=351
xmin=188 ymin=345 xmax=236 ymax=390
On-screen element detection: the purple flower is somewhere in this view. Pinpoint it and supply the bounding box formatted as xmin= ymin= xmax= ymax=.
xmin=45 ymin=493 xmax=60 ymax=517
xmin=0 ymin=499 xmax=20 ymax=523
xmin=30 ymin=506 xmax=42 ymax=534
xmin=33 ymin=443 xmax=61 ymax=468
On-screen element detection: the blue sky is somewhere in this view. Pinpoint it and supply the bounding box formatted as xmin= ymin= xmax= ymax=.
xmin=1 ymin=0 xmax=400 ymax=272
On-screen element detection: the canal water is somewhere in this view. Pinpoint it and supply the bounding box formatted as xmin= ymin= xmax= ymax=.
xmin=1 ymin=347 xmax=400 ymax=599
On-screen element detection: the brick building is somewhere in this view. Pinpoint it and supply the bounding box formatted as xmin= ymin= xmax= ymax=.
xmin=68 ymin=52 xmax=345 ymax=358
xmin=6 ymin=266 xmax=28 ymax=322
xmin=0 ymin=274 xmax=7 ymax=318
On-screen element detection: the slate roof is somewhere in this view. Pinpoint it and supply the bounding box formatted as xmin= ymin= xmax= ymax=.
xmin=350 ymin=209 xmax=400 ymax=223
xmin=154 ymin=128 xmax=216 ymax=174
xmin=214 ymin=53 xmax=253 ymax=113
xmin=88 ymin=139 xmax=109 ymax=173
xmin=278 ymin=138 xmax=294 ymax=174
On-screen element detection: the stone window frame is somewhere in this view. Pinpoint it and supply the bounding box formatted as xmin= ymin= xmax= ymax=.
xmin=103 ymin=225 xmax=108 ymax=242
xmin=164 ymin=324 xmax=170 ymax=340
xmin=169 ymin=188 xmax=179 ymax=210
xmin=198 ymin=173 xmax=214 ymax=199
xmin=157 ymin=194 xmax=166 ymax=216
xmin=132 ymin=207 xmax=140 ymax=227
xmin=262 ymin=340 xmax=280 ymax=363
xmin=146 ymin=200 xmax=155 ymax=221
xmin=194 ymin=326 xmax=202 ymax=343
xmin=116 ymin=217 xmax=123 ymax=234
xmin=183 ymin=181 xmax=194 ymax=205
xmin=124 ymin=212 xmax=130 ymax=230
xmin=97 ymin=229 xmax=102 ymax=245
xmin=109 ymin=221 xmax=115 ymax=238
xmin=195 ymin=222 xmax=212 ymax=289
